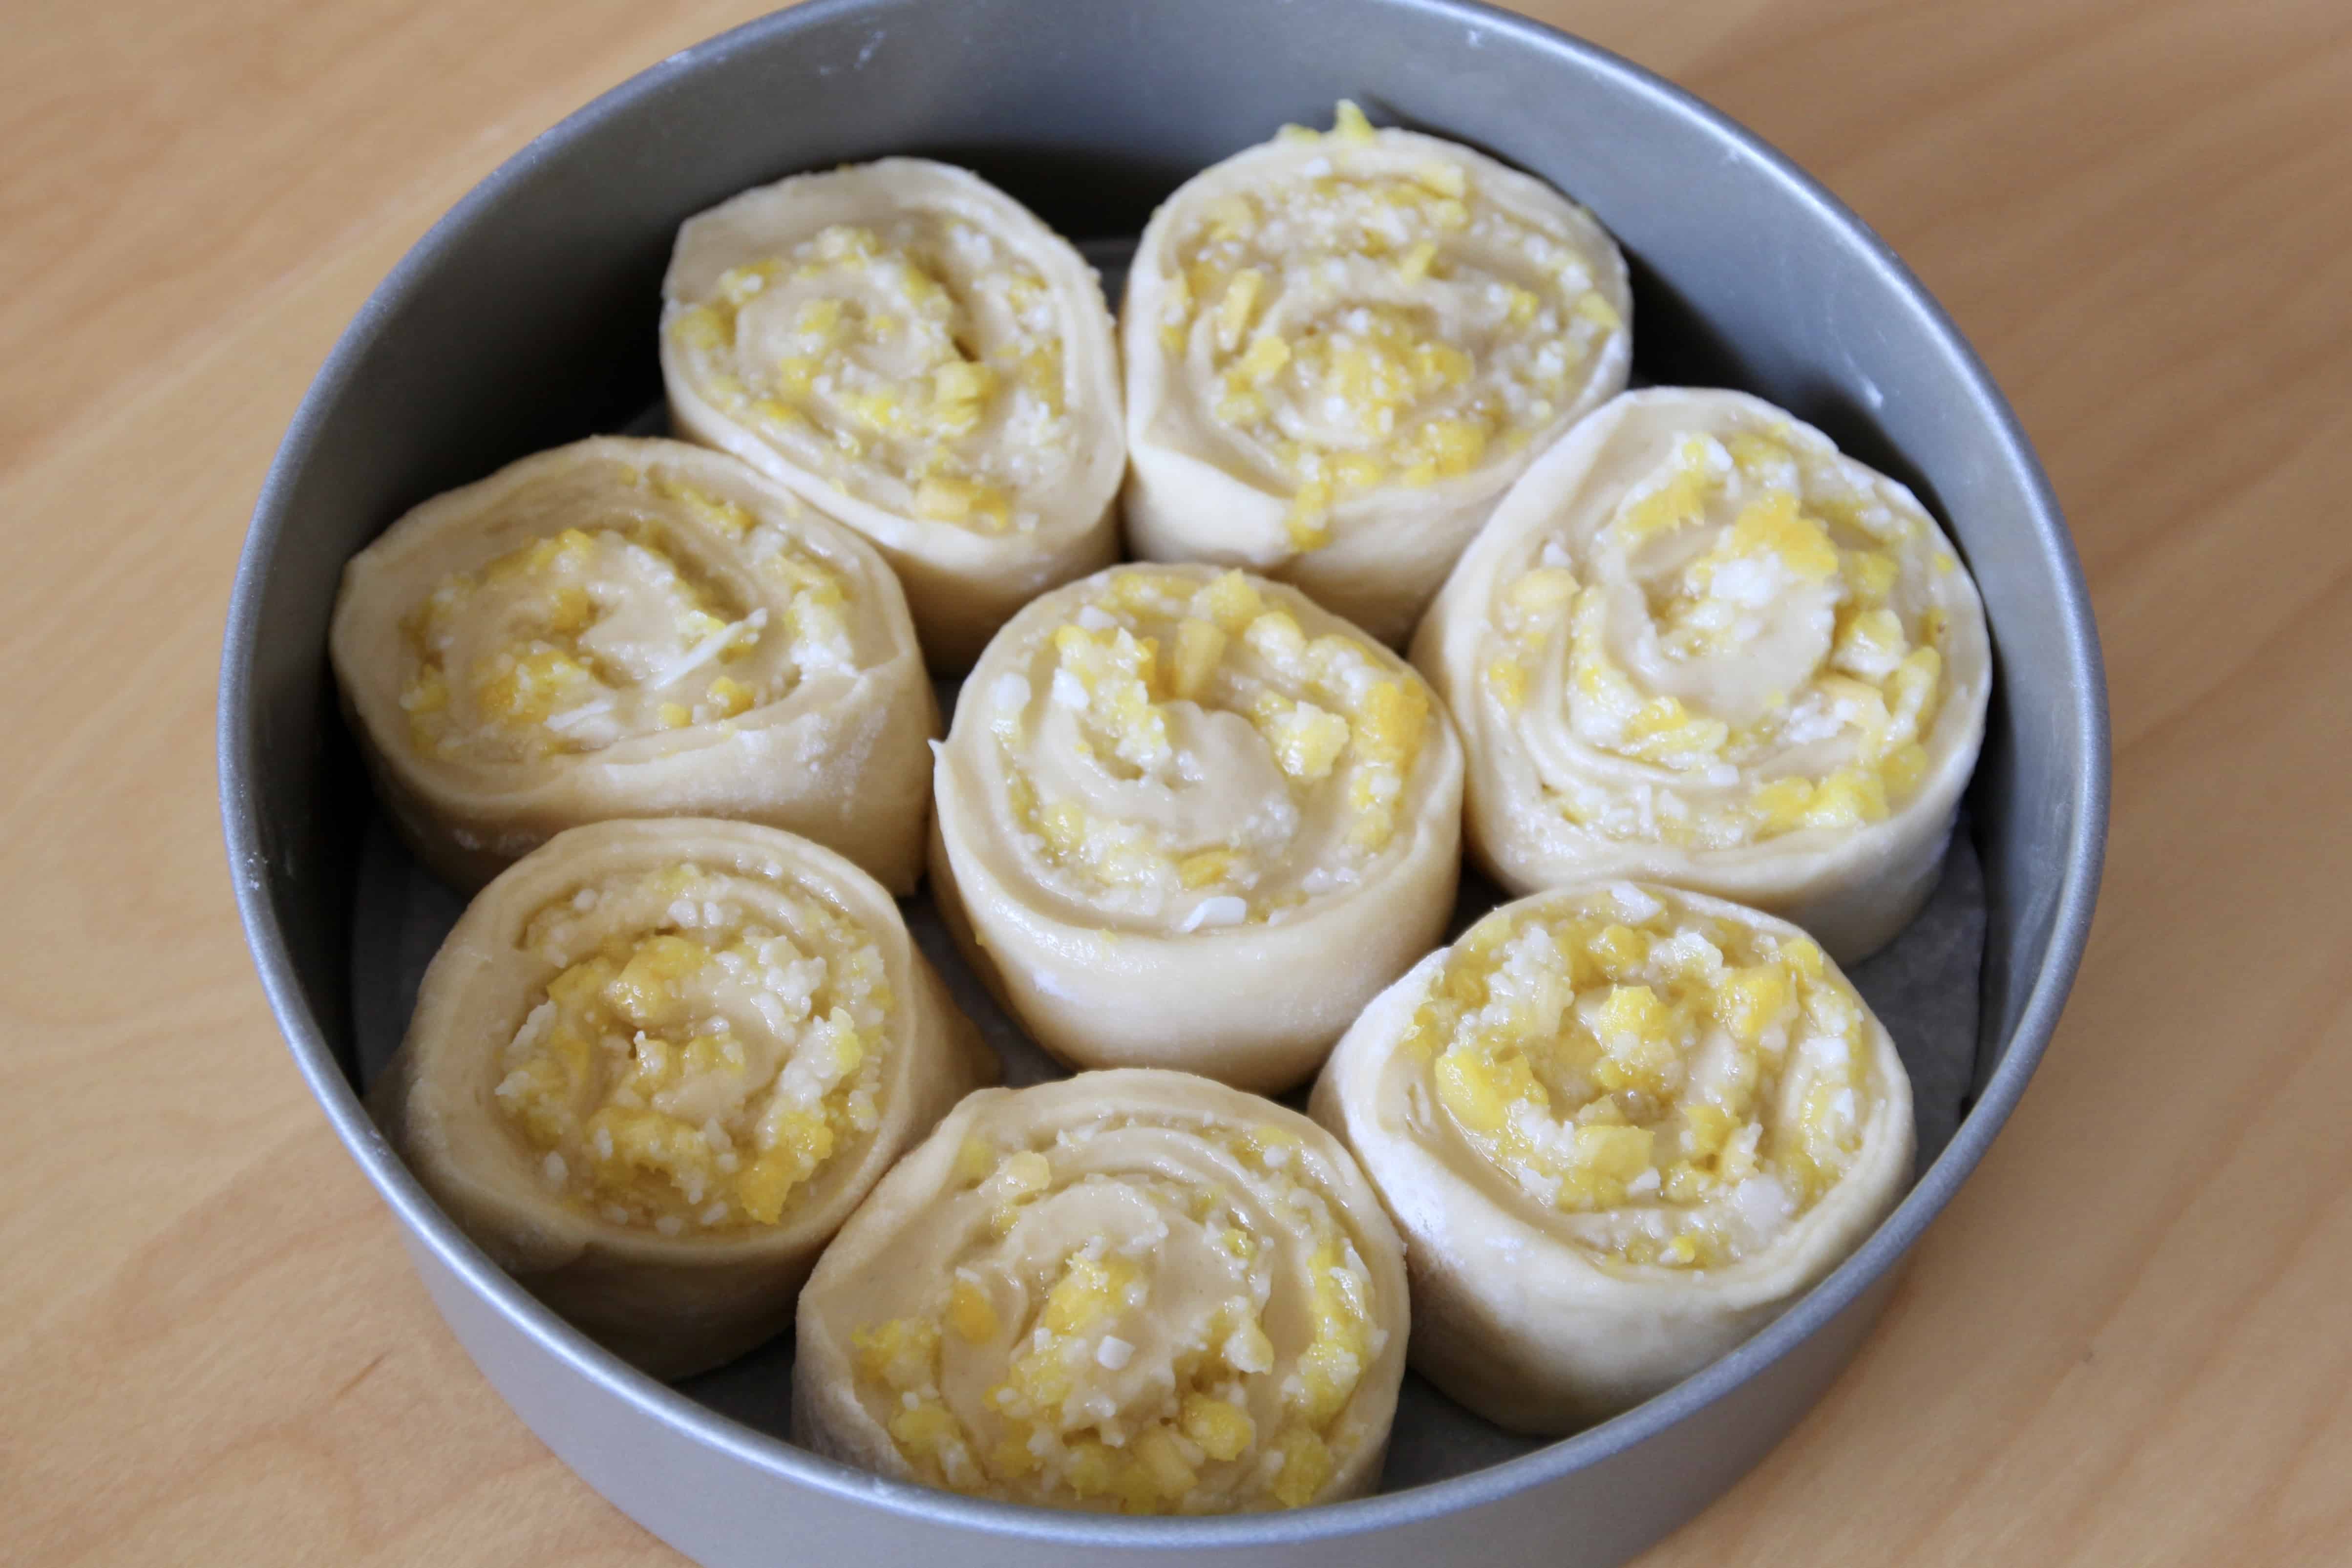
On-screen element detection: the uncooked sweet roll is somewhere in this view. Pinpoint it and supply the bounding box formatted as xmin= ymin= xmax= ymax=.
xmin=662 ymin=158 xmax=1124 ymax=669
xmin=330 ymin=436 xmax=936 ymax=894
xmin=930 ymin=563 xmax=1463 ymax=1093
xmin=1311 ymin=880 xmax=1912 ymax=1433
xmin=1414 ymin=388 xmax=1992 ymax=960
xmin=370 ymin=818 xmax=996 ymax=1379
xmin=794 ymin=1070 xmax=1409 ymax=1513
xmin=1123 ymin=101 xmax=1632 ymax=644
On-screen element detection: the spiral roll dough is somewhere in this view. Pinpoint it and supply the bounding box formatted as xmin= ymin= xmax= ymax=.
xmin=1123 ymin=102 xmax=1632 ymax=644
xmin=329 ymin=437 xmax=936 ymax=894
xmin=1312 ymin=881 xmax=1912 ymax=1432
xmin=370 ymin=819 xmax=996 ymax=1378
xmin=930 ymin=564 xmax=1463 ymax=1092
xmin=1414 ymin=388 xmax=1992 ymax=960
xmin=662 ymin=158 xmax=1124 ymax=669
xmin=794 ymin=1071 xmax=1410 ymax=1512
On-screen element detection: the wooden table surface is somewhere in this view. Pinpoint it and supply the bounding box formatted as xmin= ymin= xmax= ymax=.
xmin=6 ymin=0 xmax=2348 ymax=1562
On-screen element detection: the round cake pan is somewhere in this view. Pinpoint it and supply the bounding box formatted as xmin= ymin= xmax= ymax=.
xmin=218 ymin=0 xmax=2109 ymax=1562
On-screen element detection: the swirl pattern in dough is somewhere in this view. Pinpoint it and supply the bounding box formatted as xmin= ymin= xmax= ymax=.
xmin=662 ymin=158 xmax=1124 ymax=669
xmin=1414 ymin=388 xmax=1991 ymax=960
xmin=794 ymin=1070 xmax=1409 ymax=1513
xmin=931 ymin=563 xmax=1463 ymax=1091
xmin=1312 ymin=880 xmax=1912 ymax=1432
xmin=370 ymin=819 xmax=995 ymax=1378
xmin=330 ymin=436 xmax=936 ymax=893
xmin=1123 ymin=102 xmax=1631 ymax=643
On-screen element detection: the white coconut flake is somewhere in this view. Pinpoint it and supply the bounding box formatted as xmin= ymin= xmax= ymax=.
xmin=543 ymin=699 xmax=614 ymax=734
xmin=1654 ymin=930 xmax=1725 ymax=977
xmin=1710 ymin=556 xmax=1785 ymax=609
xmin=1178 ymin=895 xmax=1249 ymax=933
xmin=1780 ymin=693 xmax=1841 ymax=745
xmin=649 ymin=606 xmax=766 ymax=691
xmin=1610 ymin=883 xmax=1664 ymax=923
xmin=1224 ymin=1326 xmax=1273 ymax=1374
xmin=509 ymin=999 xmax=556 ymax=1057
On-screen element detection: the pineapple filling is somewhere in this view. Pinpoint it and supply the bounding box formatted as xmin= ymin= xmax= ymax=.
xmin=987 ymin=568 xmax=1434 ymax=930
xmin=668 ymin=217 xmax=1073 ymax=533
xmin=1160 ymin=102 xmax=1624 ymax=551
xmin=1481 ymin=429 xmax=1956 ymax=847
xmin=399 ymin=469 xmax=855 ymax=763
xmin=1404 ymin=884 xmax=1875 ymax=1269
xmin=849 ymin=1121 xmax=1380 ymax=1512
xmin=492 ymin=860 xmax=892 ymax=1232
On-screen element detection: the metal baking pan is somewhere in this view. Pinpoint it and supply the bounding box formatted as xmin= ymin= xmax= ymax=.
xmin=218 ymin=0 xmax=2109 ymax=1562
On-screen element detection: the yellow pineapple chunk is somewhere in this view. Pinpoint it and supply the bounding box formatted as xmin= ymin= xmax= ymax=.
xmin=947 ymin=1279 xmax=999 ymax=1344
xmin=1181 ymin=1395 xmax=1255 ymax=1462
xmin=1271 ymin=1426 xmax=1334 ymax=1507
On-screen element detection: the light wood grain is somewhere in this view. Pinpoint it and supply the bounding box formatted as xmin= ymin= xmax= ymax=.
xmin=3 ymin=0 xmax=2347 ymax=1563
